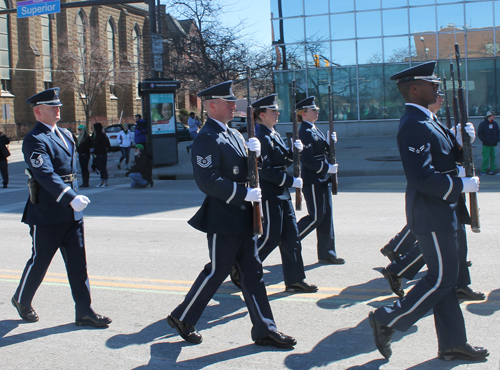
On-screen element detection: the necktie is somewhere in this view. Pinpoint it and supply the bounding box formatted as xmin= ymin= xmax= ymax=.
xmin=55 ymin=126 xmax=69 ymax=150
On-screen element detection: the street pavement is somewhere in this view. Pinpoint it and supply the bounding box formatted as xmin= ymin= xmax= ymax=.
xmin=0 ymin=138 xmax=499 ymax=369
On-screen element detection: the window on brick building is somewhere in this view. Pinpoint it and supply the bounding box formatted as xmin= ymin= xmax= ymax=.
xmin=76 ymin=10 xmax=86 ymax=95
xmin=133 ymin=25 xmax=141 ymax=98
xmin=0 ymin=0 xmax=12 ymax=94
xmin=41 ymin=14 xmax=52 ymax=85
xmin=107 ymin=18 xmax=116 ymax=98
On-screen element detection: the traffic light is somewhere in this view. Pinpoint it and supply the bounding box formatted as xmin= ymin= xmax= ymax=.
xmin=313 ymin=54 xmax=319 ymax=67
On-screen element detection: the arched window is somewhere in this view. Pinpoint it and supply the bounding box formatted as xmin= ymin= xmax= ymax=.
xmin=0 ymin=0 xmax=11 ymax=92
xmin=107 ymin=18 xmax=116 ymax=96
xmin=41 ymin=14 xmax=52 ymax=89
xmin=133 ymin=25 xmax=141 ymax=97
xmin=76 ymin=10 xmax=86 ymax=88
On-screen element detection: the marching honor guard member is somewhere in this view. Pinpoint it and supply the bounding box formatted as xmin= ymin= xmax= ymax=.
xmin=368 ymin=62 xmax=488 ymax=362
xmin=167 ymin=82 xmax=296 ymax=348
xmin=12 ymin=88 xmax=111 ymax=328
xmin=295 ymin=97 xmax=344 ymax=264
xmin=230 ymin=94 xmax=317 ymax=292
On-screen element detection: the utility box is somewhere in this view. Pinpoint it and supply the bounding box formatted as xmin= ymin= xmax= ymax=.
xmin=138 ymin=78 xmax=181 ymax=166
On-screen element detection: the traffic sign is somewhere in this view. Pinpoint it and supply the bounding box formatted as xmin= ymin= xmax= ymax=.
xmin=17 ymin=0 xmax=60 ymax=18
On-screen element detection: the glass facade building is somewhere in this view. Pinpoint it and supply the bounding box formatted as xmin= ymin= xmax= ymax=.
xmin=271 ymin=0 xmax=500 ymax=124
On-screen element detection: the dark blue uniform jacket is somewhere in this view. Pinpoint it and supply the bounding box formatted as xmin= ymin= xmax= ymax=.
xmin=398 ymin=105 xmax=469 ymax=233
xmin=188 ymin=118 xmax=252 ymax=235
xmin=299 ymin=121 xmax=332 ymax=185
xmin=22 ymin=121 xmax=81 ymax=225
xmin=256 ymin=125 xmax=294 ymax=201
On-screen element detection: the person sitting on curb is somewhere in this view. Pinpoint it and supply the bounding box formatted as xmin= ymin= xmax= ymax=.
xmin=126 ymin=144 xmax=153 ymax=188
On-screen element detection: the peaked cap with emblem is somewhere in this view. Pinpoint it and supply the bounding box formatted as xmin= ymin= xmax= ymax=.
xmin=296 ymin=96 xmax=319 ymax=111
xmin=197 ymin=81 xmax=237 ymax=101
xmin=390 ymin=61 xmax=440 ymax=84
xmin=26 ymin=87 xmax=63 ymax=107
xmin=252 ymin=94 xmax=279 ymax=110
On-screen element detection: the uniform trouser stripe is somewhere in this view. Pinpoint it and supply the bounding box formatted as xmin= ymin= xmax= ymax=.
xmin=258 ymin=201 xmax=271 ymax=252
xmin=299 ymin=184 xmax=317 ymax=237
xmin=393 ymin=229 xmax=411 ymax=253
xmin=17 ymin=226 xmax=37 ymax=302
xmin=388 ymin=231 xmax=443 ymax=327
xmin=180 ymin=233 xmax=217 ymax=321
xmin=397 ymin=253 xmax=423 ymax=277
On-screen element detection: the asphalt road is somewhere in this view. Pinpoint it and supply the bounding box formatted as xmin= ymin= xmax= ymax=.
xmin=0 ymin=150 xmax=499 ymax=369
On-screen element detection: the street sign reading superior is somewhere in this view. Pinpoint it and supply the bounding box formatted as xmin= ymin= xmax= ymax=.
xmin=17 ymin=0 xmax=60 ymax=18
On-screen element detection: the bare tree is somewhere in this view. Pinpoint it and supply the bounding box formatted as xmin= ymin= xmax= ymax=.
xmin=58 ymin=26 xmax=134 ymax=127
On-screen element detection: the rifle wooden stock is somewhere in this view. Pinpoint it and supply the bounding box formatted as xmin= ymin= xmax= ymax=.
xmin=454 ymin=44 xmax=480 ymax=233
xmin=328 ymin=85 xmax=338 ymax=195
xmin=291 ymin=79 xmax=302 ymax=210
xmin=246 ymin=66 xmax=263 ymax=236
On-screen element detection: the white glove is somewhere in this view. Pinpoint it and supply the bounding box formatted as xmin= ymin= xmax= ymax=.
xmin=327 ymin=130 xmax=338 ymax=144
xmin=244 ymin=187 xmax=262 ymax=202
xmin=292 ymin=177 xmax=303 ymax=188
xmin=246 ymin=137 xmax=261 ymax=158
xmin=292 ymin=139 xmax=303 ymax=152
xmin=327 ymin=164 xmax=338 ymax=174
xmin=457 ymin=166 xmax=466 ymax=178
xmin=70 ymin=195 xmax=90 ymax=212
xmin=462 ymin=177 xmax=479 ymax=193
xmin=453 ymin=123 xmax=476 ymax=146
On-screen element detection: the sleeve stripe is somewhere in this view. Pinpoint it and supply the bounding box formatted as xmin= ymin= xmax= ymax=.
xmin=56 ymin=186 xmax=71 ymax=203
xmin=226 ymin=182 xmax=237 ymax=204
xmin=443 ymin=175 xmax=453 ymax=201
xmin=316 ymin=162 xmax=324 ymax=174
xmin=279 ymin=173 xmax=287 ymax=187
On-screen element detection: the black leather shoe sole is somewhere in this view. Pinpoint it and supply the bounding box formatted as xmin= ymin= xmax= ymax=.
xmin=286 ymin=283 xmax=318 ymax=293
xmin=75 ymin=314 xmax=112 ymax=327
xmin=11 ymin=297 xmax=39 ymax=322
xmin=381 ymin=268 xmax=404 ymax=297
xmin=255 ymin=335 xmax=296 ymax=348
xmin=167 ymin=315 xmax=202 ymax=344
xmin=319 ymin=257 xmax=345 ymax=265
xmin=380 ymin=247 xmax=398 ymax=262
xmin=438 ymin=348 xmax=489 ymax=361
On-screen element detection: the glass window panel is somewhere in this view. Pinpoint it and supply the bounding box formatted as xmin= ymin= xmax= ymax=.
xmin=358 ymin=65 xmax=385 ymax=119
xmin=465 ymin=2 xmax=493 ymax=30
xmin=286 ymin=43 xmax=307 ymax=69
xmin=331 ymin=40 xmax=356 ymax=65
xmin=357 ymin=38 xmax=383 ymax=64
xmin=437 ymin=0 xmax=457 ymax=3
xmin=282 ymin=0 xmax=303 ymax=18
xmin=382 ymin=0 xmax=407 ymax=8
xmin=437 ymin=31 xmax=465 ymax=59
xmin=274 ymin=70 xmax=307 ymax=123
xmin=42 ymin=42 xmax=50 ymax=55
xmin=383 ymin=64 xmax=407 ymax=119
xmin=307 ymin=68 xmax=331 ymax=121
xmin=437 ymin=4 xmax=464 ymax=31
xmin=0 ymin=50 xmax=9 ymax=66
xmin=331 ymin=12 xmax=355 ymax=40
xmin=409 ymin=0 xmax=434 ymax=5
xmin=305 ymin=15 xmax=330 ymax=42
xmin=496 ymin=0 xmax=500 ymax=28
xmin=282 ymin=18 xmax=305 ymax=43
xmin=384 ymin=36 xmax=410 ymax=63
xmin=410 ymin=6 xmax=436 ymax=34
xmin=0 ymin=34 xmax=8 ymax=49
xmin=410 ymin=34 xmax=437 ymax=61
xmin=467 ymin=30 xmax=494 ymax=58
xmin=382 ymin=8 xmax=408 ymax=36
xmin=356 ymin=0 xmax=380 ymax=11
xmin=332 ymin=66 xmax=358 ymax=120
xmin=1 ymin=67 xmax=9 ymax=79
xmin=272 ymin=44 xmax=284 ymax=70
xmin=0 ymin=20 xmax=6 ymax=34
xmin=42 ymin=27 xmax=50 ymax=40
xmin=306 ymin=42 xmax=331 ymax=68
xmin=272 ymin=20 xmax=282 ymax=43
xmin=330 ymin=0 xmax=354 ymax=13
xmin=305 ymin=0 xmax=329 ymax=16
xmin=270 ymin=0 xmax=279 ymax=18
xmin=465 ymin=59 xmax=496 ymax=117
xmin=357 ymin=11 xmax=382 ymax=37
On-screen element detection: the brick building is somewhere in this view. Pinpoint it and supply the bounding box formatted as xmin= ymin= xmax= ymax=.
xmin=0 ymin=0 xmax=200 ymax=137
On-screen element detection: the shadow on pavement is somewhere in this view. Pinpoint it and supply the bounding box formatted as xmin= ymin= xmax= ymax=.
xmin=466 ymin=288 xmax=500 ymax=316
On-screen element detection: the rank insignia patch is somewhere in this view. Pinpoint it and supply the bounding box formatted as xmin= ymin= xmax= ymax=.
xmin=30 ymin=152 xmax=44 ymax=168
xmin=408 ymin=145 xmax=425 ymax=154
xmin=196 ymin=155 xmax=212 ymax=168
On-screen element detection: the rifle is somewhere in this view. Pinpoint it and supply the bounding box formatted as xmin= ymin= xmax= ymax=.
xmin=442 ymin=72 xmax=452 ymax=129
xmin=291 ymin=79 xmax=302 ymax=210
xmin=450 ymin=55 xmax=460 ymax=129
xmin=246 ymin=66 xmax=263 ymax=236
xmin=454 ymin=43 xmax=480 ymax=233
xmin=328 ymin=84 xmax=338 ymax=195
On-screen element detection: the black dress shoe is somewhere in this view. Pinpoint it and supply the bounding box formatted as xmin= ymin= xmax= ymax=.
xmin=230 ymin=265 xmax=242 ymax=289
xmin=11 ymin=297 xmax=39 ymax=322
xmin=167 ymin=315 xmax=202 ymax=344
xmin=456 ymin=286 xmax=486 ymax=301
xmin=149 ymin=180 xmax=154 ymax=187
xmin=80 ymin=184 xmax=89 ymax=188
xmin=255 ymin=330 xmax=297 ymax=348
xmin=381 ymin=268 xmax=404 ymax=297
xmin=75 ymin=313 xmax=112 ymax=327
xmin=380 ymin=247 xmax=398 ymax=262
xmin=369 ymin=311 xmax=395 ymax=359
xmin=466 ymin=260 xmax=472 ymax=267
xmin=286 ymin=281 xmax=318 ymax=293
xmin=319 ymin=257 xmax=345 ymax=265
xmin=2 ymin=184 xmax=7 ymax=188
xmin=438 ymin=343 xmax=489 ymax=361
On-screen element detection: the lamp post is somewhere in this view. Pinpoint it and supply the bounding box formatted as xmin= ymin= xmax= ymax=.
xmin=420 ymin=36 xmax=429 ymax=60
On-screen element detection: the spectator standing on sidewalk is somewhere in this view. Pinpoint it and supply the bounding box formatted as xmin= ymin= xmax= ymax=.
xmin=125 ymin=144 xmax=153 ymax=188
xmin=117 ymin=124 xmax=133 ymax=170
xmin=477 ymin=111 xmax=500 ymax=175
xmin=76 ymin=124 xmax=92 ymax=187
xmin=134 ymin=114 xmax=148 ymax=149
xmin=92 ymin=122 xmax=111 ymax=187
xmin=0 ymin=130 xmax=10 ymax=188
xmin=186 ymin=112 xmax=201 ymax=153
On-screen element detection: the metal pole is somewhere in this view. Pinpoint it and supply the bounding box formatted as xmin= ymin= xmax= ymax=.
xmin=149 ymin=0 xmax=158 ymax=79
